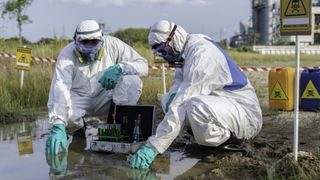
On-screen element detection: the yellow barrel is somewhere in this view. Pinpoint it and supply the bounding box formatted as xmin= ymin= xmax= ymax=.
xmin=268 ymin=67 xmax=295 ymax=111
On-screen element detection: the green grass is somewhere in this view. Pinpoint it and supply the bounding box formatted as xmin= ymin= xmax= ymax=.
xmin=0 ymin=39 xmax=67 ymax=58
xmin=0 ymin=60 xmax=53 ymax=112
xmin=1 ymin=40 xmax=320 ymax=114
xmin=228 ymin=49 xmax=320 ymax=67
xmin=139 ymin=73 xmax=173 ymax=105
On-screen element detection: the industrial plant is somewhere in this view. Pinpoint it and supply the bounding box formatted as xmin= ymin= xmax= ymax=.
xmin=230 ymin=0 xmax=320 ymax=47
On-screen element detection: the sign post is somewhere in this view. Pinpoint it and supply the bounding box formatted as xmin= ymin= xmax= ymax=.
xmin=280 ymin=0 xmax=311 ymax=161
xmin=161 ymin=64 xmax=167 ymax=94
xmin=293 ymin=35 xmax=300 ymax=161
xmin=15 ymin=47 xmax=32 ymax=89
xmin=154 ymin=56 xmax=168 ymax=94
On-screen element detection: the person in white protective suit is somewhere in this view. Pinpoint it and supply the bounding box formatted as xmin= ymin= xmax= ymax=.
xmin=129 ymin=20 xmax=262 ymax=169
xmin=45 ymin=20 xmax=148 ymax=155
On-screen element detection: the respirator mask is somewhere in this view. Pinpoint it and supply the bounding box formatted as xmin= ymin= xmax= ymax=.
xmin=151 ymin=25 xmax=184 ymax=68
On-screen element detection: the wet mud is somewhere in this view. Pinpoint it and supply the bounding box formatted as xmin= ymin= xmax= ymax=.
xmin=171 ymin=111 xmax=320 ymax=179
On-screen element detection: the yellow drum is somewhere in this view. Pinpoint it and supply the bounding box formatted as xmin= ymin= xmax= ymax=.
xmin=269 ymin=67 xmax=295 ymax=111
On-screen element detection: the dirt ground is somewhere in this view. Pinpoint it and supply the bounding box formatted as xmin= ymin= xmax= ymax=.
xmin=169 ymin=72 xmax=320 ymax=179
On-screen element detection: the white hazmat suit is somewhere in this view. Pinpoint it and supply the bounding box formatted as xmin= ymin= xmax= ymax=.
xmin=48 ymin=20 xmax=148 ymax=132
xmin=147 ymin=20 xmax=262 ymax=154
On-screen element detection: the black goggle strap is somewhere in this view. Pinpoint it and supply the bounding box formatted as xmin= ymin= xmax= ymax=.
xmin=73 ymin=26 xmax=102 ymax=41
xmin=76 ymin=27 xmax=101 ymax=35
xmin=165 ymin=25 xmax=177 ymax=47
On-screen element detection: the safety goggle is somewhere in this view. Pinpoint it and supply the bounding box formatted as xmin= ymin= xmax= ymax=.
xmin=75 ymin=39 xmax=103 ymax=53
xmin=152 ymin=42 xmax=171 ymax=58
xmin=151 ymin=25 xmax=177 ymax=58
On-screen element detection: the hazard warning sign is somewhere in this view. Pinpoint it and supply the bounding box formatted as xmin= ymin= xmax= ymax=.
xmin=270 ymin=81 xmax=288 ymax=100
xmin=280 ymin=0 xmax=311 ymax=35
xmin=15 ymin=47 xmax=32 ymax=71
xmin=285 ymin=0 xmax=307 ymax=16
xmin=301 ymin=80 xmax=320 ymax=99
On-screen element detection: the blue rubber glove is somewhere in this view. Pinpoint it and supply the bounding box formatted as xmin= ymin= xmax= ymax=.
xmin=165 ymin=93 xmax=176 ymax=113
xmin=98 ymin=64 xmax=122 ymax=90
xmin=45 ymin=124 xmax=68 ymax=155
xmin=130 ymin=145 xmax=158 ymax=169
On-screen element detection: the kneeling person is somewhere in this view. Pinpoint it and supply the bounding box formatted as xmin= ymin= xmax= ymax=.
xmin=46 ymin=20 xmax=148 ymax=155
xmin=130 ymin=20 xmax=262 ymax=169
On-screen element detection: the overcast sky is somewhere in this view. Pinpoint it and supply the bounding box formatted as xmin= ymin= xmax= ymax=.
xmin=0 ymin=0 xmax=251 ymax=42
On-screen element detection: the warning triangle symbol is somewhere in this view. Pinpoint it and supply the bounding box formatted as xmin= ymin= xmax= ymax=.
xmin=301 ymin=80 xmax=320 ymax=99
xmin=270 ymin=81 xmax=288 ymax=100
xmin=285 ymin=0 xmax=307 ymax=16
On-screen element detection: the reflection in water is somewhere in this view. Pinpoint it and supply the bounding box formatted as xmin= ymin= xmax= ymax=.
xmin=156 ymin=151 xmax=200 ymax=179
xmin=0 ymin=114 xmax=49 ymax=142
xmin=47 ymin=150 xmax=161 ymax=179
xmin=47 ymin=127 xmax=160 ymax=179
xmin=0 ymin=114 xmax=50 ymax=180
xmin=0 ymin=114 xmax=200 ymax=180
xmin=46 ymin=153 xmax=68 ymax=176
xmin=17 ymin=131 xmax=34 ymax=155
xmin=48 ymin=126 xmax=200 ymax=179
xmin=151 ymin=154 xmax=170 ymax=174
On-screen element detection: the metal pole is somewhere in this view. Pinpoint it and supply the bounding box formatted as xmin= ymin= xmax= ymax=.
xmin=161 ymin=64 xmax=167 ymax=94
xmin=293 ymin=35 xmax=300 ymax=161
xmin=20 ymin=70 xmax=24 ymax=90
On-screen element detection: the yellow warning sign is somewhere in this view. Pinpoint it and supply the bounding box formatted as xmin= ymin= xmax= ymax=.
xmin=301 ymin=80 xmax=320 ymax=99
xmin=285 ymin=0 xmax=307 ymax=16
xmin=15 ymin=47 xmax=32 ymax=71
xmin=280 ymin=0 xmax=311 ymax=35
xmin=270 ymin=81 xmax=288 ymax=100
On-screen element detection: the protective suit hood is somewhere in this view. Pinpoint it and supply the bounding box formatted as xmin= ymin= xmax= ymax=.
xmin=148 ymin=20 xmax=188 ymax=53
xmin=74 ymin=20 xmax=103 ymax=41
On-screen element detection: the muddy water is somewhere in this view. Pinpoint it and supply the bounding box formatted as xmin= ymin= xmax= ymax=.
xmin=0 ymin=113 xmax=202 ymax=180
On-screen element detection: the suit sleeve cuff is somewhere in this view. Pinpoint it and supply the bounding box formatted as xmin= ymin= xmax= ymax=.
xmin=51 ymin=117 xmax=67 ymax=126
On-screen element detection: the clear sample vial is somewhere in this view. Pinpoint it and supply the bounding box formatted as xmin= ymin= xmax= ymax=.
xmin=132 ymin=114 xmax=143 ymax=142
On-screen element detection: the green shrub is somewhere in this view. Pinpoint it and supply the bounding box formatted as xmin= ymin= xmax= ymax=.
xmin=110 ymin=28 xmax=149 ymax=46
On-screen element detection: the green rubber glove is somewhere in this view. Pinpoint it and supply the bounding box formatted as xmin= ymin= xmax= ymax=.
xmin=165 ymin=93 xmax=176 ymax=113
xmin=98 ymin=64 xmax=122 ymax=90
xmin=45 ymin=124 xmax=68 ymax=155
xmin=46 ymin=152 xmax=68 ymax=175
xmin=130 ymin=145 xmax=158 ymax=169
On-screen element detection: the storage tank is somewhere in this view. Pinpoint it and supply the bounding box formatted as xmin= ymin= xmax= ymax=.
xmin=252 ymin=0 xmax=276 ymax=44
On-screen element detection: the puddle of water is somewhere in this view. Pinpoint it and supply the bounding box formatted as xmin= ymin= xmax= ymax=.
xmin=0 ymin=113 xmax=49 ymax=180
xmin=0 ymin=114 xmax=201 ymax=180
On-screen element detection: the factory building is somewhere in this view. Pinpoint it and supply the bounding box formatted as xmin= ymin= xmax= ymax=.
xmin=230 ymin=0 xmax=320 ymax=46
